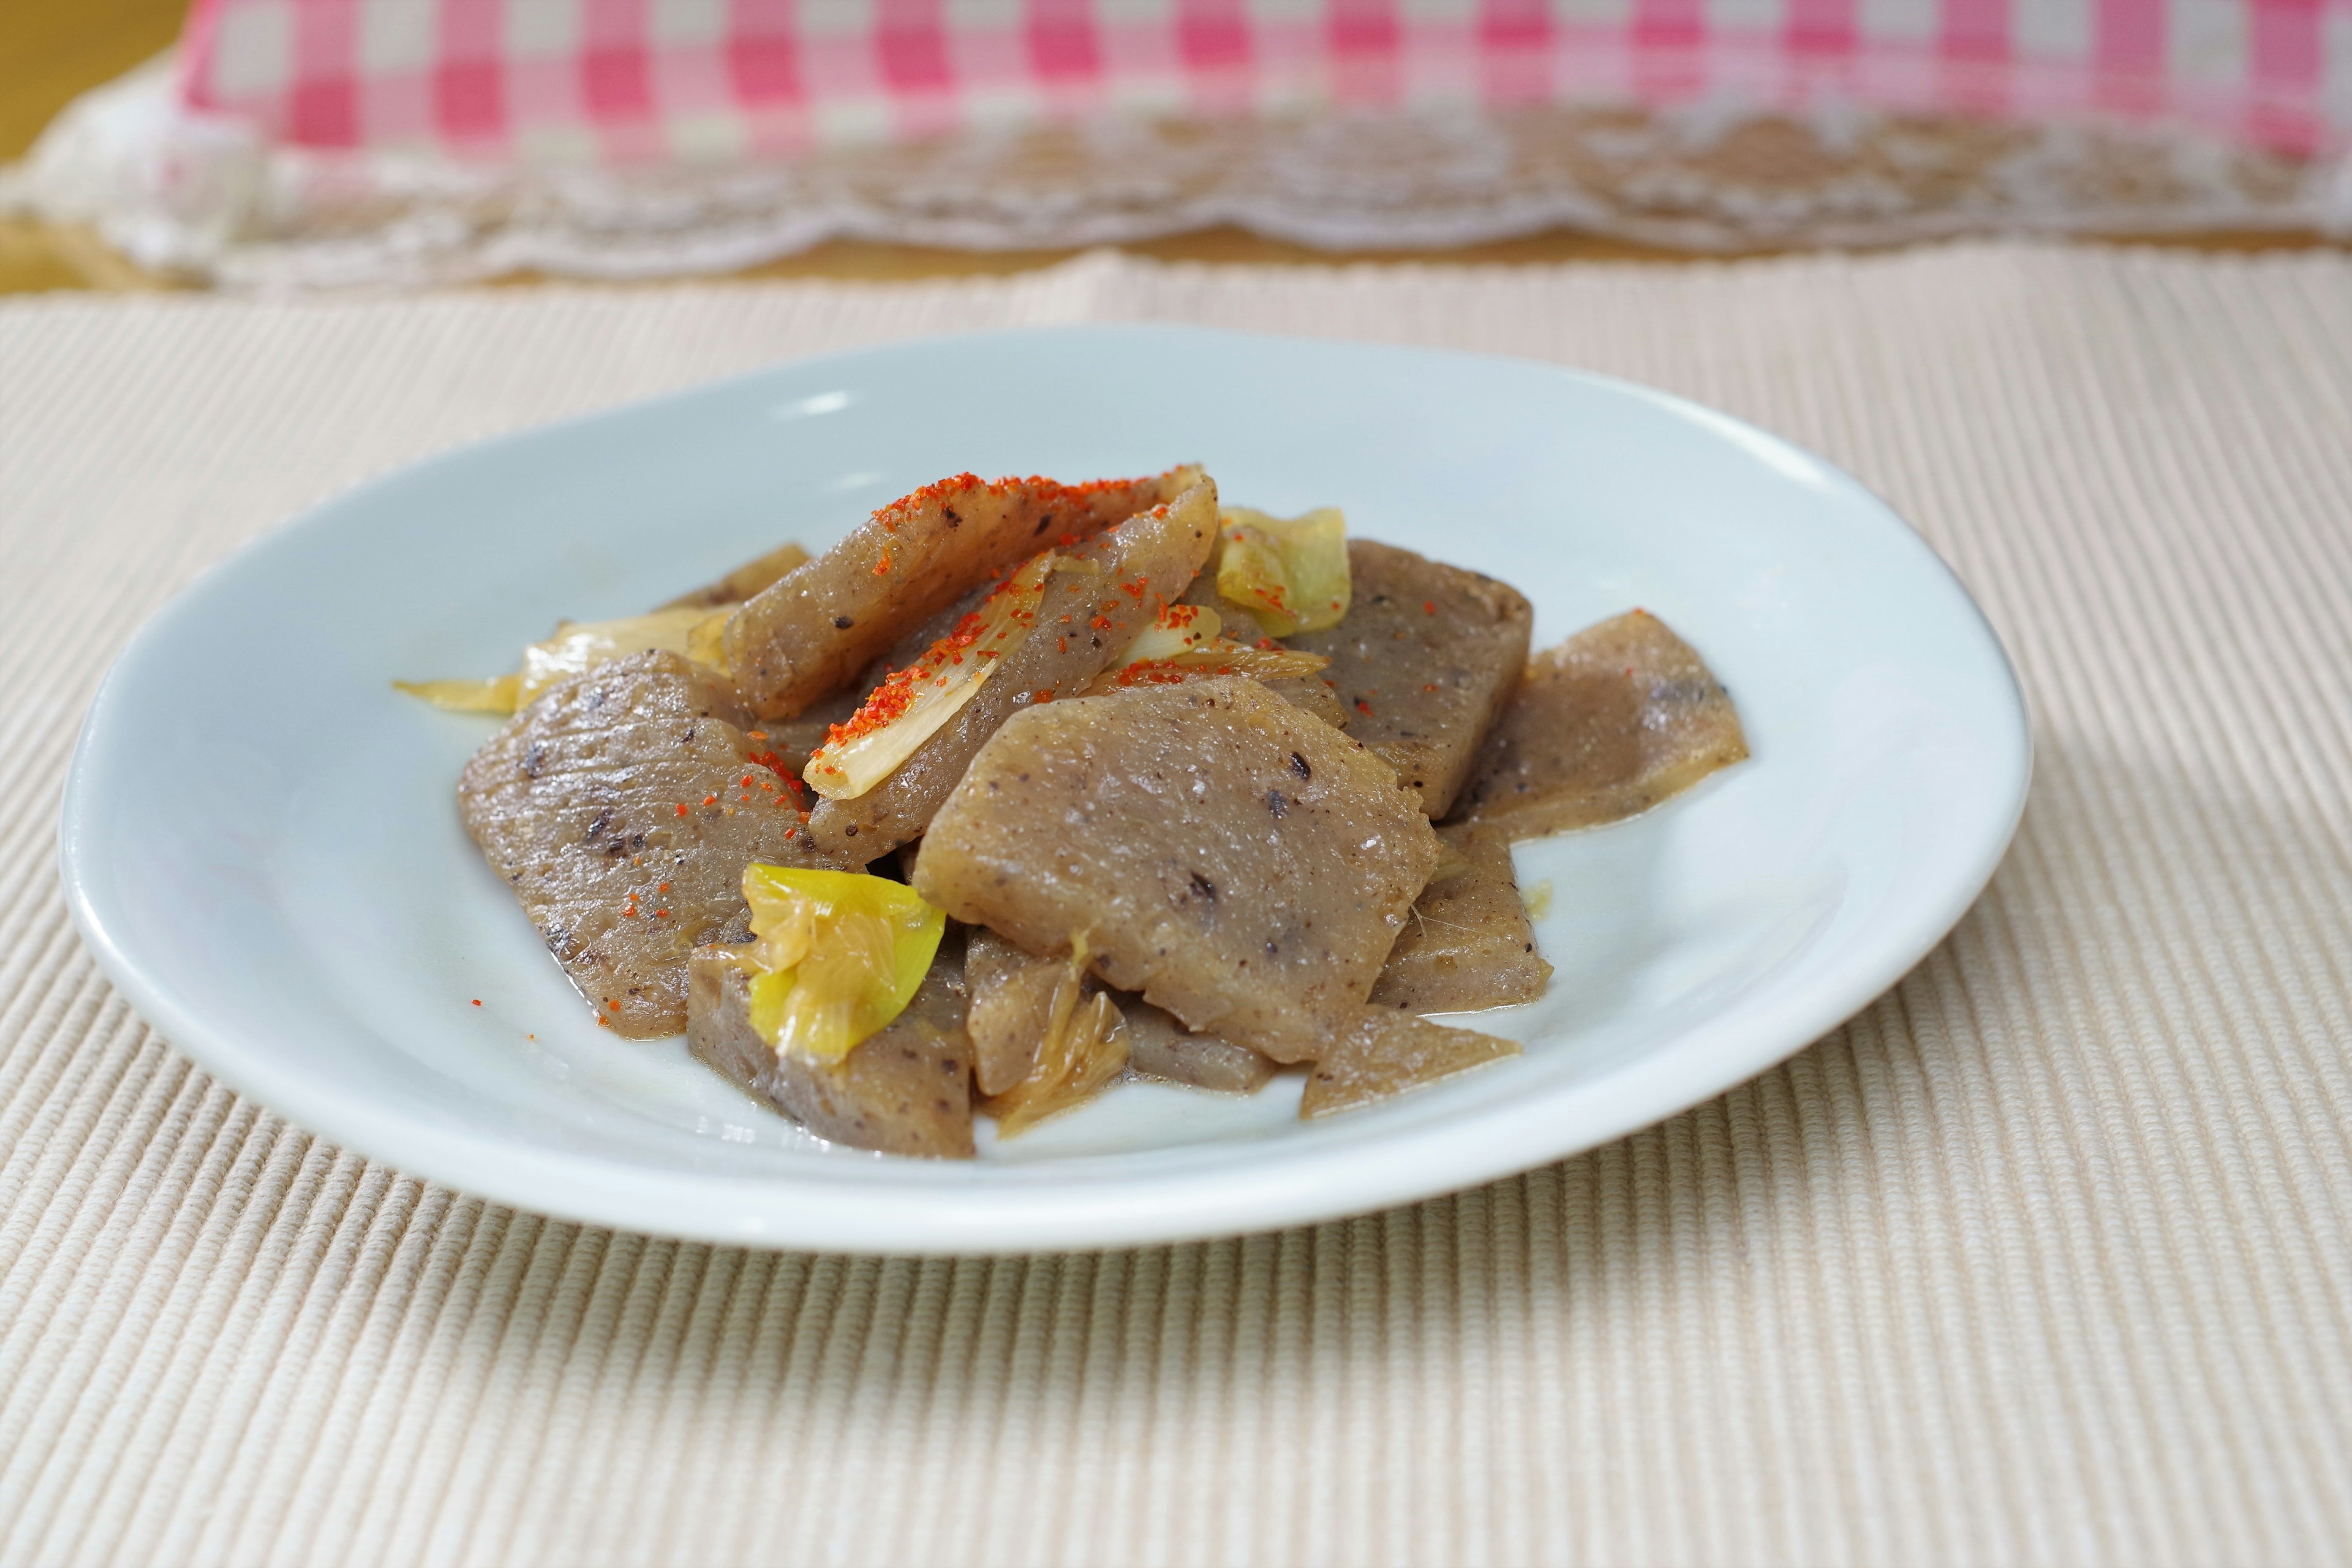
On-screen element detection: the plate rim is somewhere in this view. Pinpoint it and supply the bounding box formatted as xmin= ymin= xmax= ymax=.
xmin=57 ymin=322 xmax=2033 ymax=1254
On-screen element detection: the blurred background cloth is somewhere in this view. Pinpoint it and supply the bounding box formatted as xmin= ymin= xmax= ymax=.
xmin=4 ymin=0 xmax=2350 ymax=284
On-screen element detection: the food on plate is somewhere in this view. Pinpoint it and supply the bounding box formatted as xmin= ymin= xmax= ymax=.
xmin=1371 ymin=825 xmax=1554 ymax=1014
xmin=690 ymin=941 xmax=975 ymax=1157
xmin=1283 ymin=540 xmax=1534 ymax=816
xmin=407 ymin=465 xmax=1749 ymax=1155
xmin=911 ymin=677 xmax=1440 ymax=1065
xmin=1117 ymin=1000 xmax=1278 ymax=1094
xmin=1457 ymin=608 xmax=1748 ymax=837
xmin=804 ymin=479 xmax=1221 ymax=858
xmin=456 ymin=650 xmax=842 ymax=1036
xmin=1299 ymin=1009 xmax=1522 ymax=1118
xmin=721 ymin=466 xmax=1202 ymax=718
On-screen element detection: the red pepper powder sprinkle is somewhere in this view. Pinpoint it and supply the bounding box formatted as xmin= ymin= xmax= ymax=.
xmin=674 ymin=803 xmax=687 ymax=817
xmin=471 ymin=999 xmax=481 ymax=1007
xmin=1355 ymin=698 xmax=1374 ymax=715
xmin=1423 ymin=600 xmax=1436 ymax=614
xmin=1423 ymin=683 xmax=1439 ymax=692
xmin=607 ymin=1000 xmax=620 ymax=1011
xmin=872 ymin=548 xmax=892 ymax=576
xmin=703 ymin=793 xmax=718 ymax=806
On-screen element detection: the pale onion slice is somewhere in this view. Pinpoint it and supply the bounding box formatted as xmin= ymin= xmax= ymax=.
xmin=1082 ymin=639 xmax=1329 ymax=696
xmin=1111 ymin=600 xmax=1221 ymax=666
xmin=1213 ymin=505 xmax=1351 ymax=636
xmin=801 ymin=552 xmax=1058 ymax=800
xmin=984 ymin=935 xmax=1131 ymax=1137
xmin=396 ymin=605 xmax=728 ymax=715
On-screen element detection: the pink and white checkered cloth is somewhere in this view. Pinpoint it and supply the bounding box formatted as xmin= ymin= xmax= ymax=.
xmin=178 ymin=0 xmax=2349 ymax=164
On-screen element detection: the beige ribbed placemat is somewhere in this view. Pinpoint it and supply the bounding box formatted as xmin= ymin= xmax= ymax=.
xmin=2 ymin=246 xmax=2348 ymax=1568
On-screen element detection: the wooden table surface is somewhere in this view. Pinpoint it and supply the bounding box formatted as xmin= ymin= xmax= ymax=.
xmin=3 ymin=0 xmax=2335 ymax=293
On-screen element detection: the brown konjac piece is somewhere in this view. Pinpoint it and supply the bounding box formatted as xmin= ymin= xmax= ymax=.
xmin=1298 ymin=1009 xmax=1519 ymax=1118
xmin=1283 ymin=540 xmax=1532 ymax=817
xmin=809 ymin=478 xmax=1221 ymax=859
xmin=1371 ymin=825 xmax=1553 ymax=1013
xmin=1117 ymin=998 xmax=1277 ymax=1094
xmin=458 ymin=650 xmax=843 ymax=1036
xmin=688 ymin=948 xmax=976 ymax=1156
xmin=658 ymin=541 xmax=813 ymax=610
xmin=913 ymin=677 xmax=1440 ymax=1064
xmin=1457 ymin=608 xmax=1748 ymax=837
xmin=722 ymin=466 xmax=1200 ymax=718
xmin=964 ymin=926 xmax=1061 ymax=1096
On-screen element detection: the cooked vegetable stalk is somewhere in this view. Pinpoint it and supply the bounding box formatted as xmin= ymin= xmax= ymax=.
xmin=913 ymin=677 xmax=1440 ymax=1065
xmin=735 ymin=865 xmax=946 ymax=1062
xmin=1283 ymin=540 xmax=1532 ymax=818
xmin=1299 ymin=1009 xmax=1520 ymax=1118
xmin=1370 ymin=824 xmax=1553 ymax=1012
xmin=1456 ymin=608 xmax=1747 ymax=836
xmin=981 ymin=937 xmax=1130 ymax=1137
xmin=399 ymin=605 xmax=726 ymax=716
xmin=689 ymin=944 xmax=976 ymax=1156
xmin=456 ymin=650 xmax=844 ymax=1036
xmin=963 ymin=927 xmax=1060 ymax=1097
xmin=1215 ymin=506 xmax=1352 ymax=636
xmin=807 ymin=478 xmax=1223 ymax=860
xmin=721 ymin=466 xmax=1202 ymax=718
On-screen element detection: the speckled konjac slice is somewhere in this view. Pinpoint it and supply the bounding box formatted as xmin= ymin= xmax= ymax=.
xmin=457 ymin=650 xmax=843 ymax=1037
xmin=688 ymin=946 xmax=975 ymax=1157
xmin=1371 ymin=824 xmax=1553 ymax=1013
xmin=808 ymin=478 xmax=1222 ymax=861
xmin=1298 ymin=1009 xmax=1519 ymax=1118
xmin=912 ymin=676 xmax=1439 ymax=1064
xmin=1455 ymin=608 xmax=1748 ymax=837
xmin=721 ymin=466 xmax=1200 ymax=719
xmin=1283 ymin=540 xmax=1532 ymax=818
xmin=1117 ymin=998 xmax=1276 ymax=1093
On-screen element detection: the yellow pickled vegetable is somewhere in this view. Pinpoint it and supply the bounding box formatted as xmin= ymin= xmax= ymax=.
xmin=1214 ymin=506 xmax=1350 ymax=636
xmin=737 ymin=865 xmax=946 ymax=1064
xmin=396 ymin=605 xmax=728 ymax=715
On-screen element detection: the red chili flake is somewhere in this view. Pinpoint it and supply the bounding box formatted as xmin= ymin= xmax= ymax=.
xmin=654 ymin=910 xmax=670 ymax=919
xmin=747 ymin=730 xmax=767 ymax=741
xmin=784 ymin=826 xmax=798 ymax=839
xmin=703 ymin=793 xmax=718 ymax=806
xmin=1058 ymin=533 xmax=1078 ymax=547
xmin=658 ymin=881 xmax=671 ymax=892
xmin=1422 ymin=683 xmax=1439 ymax=692
xmin=1031 ymin=689 xmax=1054 ymax=703
xmin=1120 ymin=579 xmax=1147 ymax=601
xmin=621 ymin=907 xmax=638 ymax=918
xmin=1058 ymin=613 xmax=1074 ymax=624
xmin=606 ymin=1000 xmax=620 ymax=1012
xmin=739 ymin=774 xmax=753 ymax=788
xmin=471 ymin=999 xmax=481 ymax=1007
xmin=1057 ymin=637 xmax=1068 ymax=653
xmin=872 ymin=549 xmax=892 ymax=576
xmin=674 ymin=803 xmax=687 ymax=817
xmin=596 ymin=1016 xmax=609 ymax=1028
xmin=1090 ymin=616 xmax=1113 ymax=631
xmin=1422 ymin=600 xmax=1436 ymax=614
xmin=1355 ymin=698 xmax=1374 ymax=715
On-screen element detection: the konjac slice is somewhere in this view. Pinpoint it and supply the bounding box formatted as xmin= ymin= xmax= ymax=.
xmin=457 ymin=650 xmax=842 ymax=1036
xmin=912 ymin=677 xmax=1439 ymax=1064
xmin=1370 ymin=825 xmax=1553 ymax=1013
xmin=721 ymin=466 xmax=1201 ymax=718
xmin=806 ymin=479 xmax=1221 ymax=859
xmin=689 ymin=946 xmax=975 ymax=1156
xmin=1456 ymin=608 xmax=1747 ymax=837
xmin=1284 ymin=540 xmax=1532 ymax=818
xmin=1117 ymin=998 xmax=1277 ymax=1094
xmin=1298 ymin=1009 xmax=1519 ymax=1118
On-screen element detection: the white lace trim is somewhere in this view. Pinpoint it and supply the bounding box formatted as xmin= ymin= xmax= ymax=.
xmin=7 ymin=55 xmax=2346 ymax=293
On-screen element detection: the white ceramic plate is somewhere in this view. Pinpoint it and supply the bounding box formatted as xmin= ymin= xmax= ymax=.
xmin=61 ymin=325 xmax=2028 ymax=1254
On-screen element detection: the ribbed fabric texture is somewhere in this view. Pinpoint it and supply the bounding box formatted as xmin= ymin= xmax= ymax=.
xmin=2 ymin=247 xmax=2348 ymax=1567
